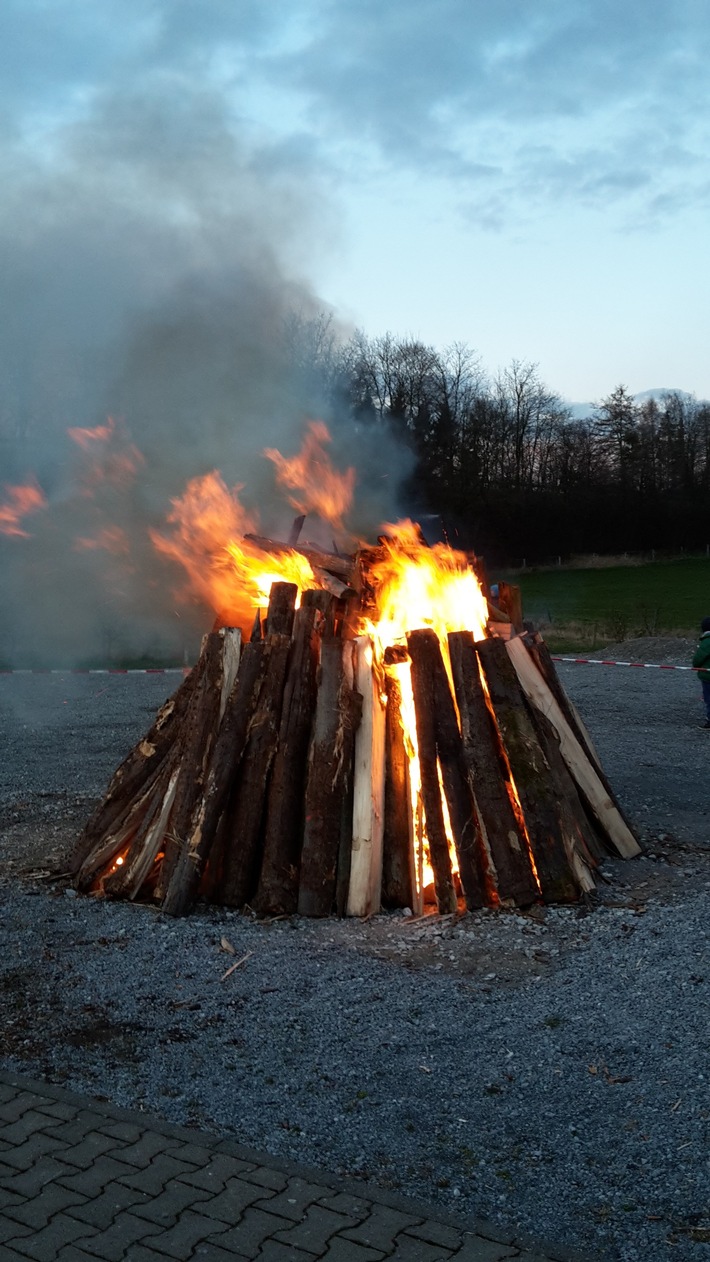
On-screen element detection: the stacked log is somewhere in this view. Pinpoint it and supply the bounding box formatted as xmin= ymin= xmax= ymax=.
xmin=71 ymin=572 xmax=641 ymax=918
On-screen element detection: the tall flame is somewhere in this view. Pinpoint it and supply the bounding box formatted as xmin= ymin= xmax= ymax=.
xmin=264 ymin=420 xmax=356 ymax=531
xmin=0 ymin=482 xmax=48 ymax=538
xmin=150 ymin=471 xmax=316 ymax=629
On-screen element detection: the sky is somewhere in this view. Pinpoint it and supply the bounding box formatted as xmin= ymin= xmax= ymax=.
xmin=1 ymin=0 xmax=709 ymax=412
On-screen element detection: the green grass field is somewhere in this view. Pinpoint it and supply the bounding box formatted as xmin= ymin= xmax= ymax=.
xmin=499 ymin=557 xmax=710 ymax=649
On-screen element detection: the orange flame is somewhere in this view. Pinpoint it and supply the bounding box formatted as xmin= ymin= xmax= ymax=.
xmin=0 ymin=482 xmax=48 ymax=537
xmin=68 ymin=416 xmax=144 ymax=495
xmin=362 ymin=520 xmax=488 ymax=654
xmin=264 ymin=420 xmax=355 ymax=530
xmin=150 ymin=471 xmax=317 ymax=629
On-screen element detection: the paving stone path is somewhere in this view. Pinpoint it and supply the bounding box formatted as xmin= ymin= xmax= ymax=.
xmin=0 ymin=1071 xmax=598 ymax=1261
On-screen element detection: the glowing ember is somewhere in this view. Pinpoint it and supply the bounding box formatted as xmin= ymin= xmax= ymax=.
xmin=0 ymin=482 xmax=48 ymax=537
xmin=151 ymin=471 xmax=317 ymax=629
xmin=264 ymin=420 xmax=356 ymax=531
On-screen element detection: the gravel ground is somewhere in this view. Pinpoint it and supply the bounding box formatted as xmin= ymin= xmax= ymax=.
xmin=1 ymin=641 xmax=709 ymax=1261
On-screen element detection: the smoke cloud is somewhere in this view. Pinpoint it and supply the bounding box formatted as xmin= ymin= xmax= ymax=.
xmin=0 ymin=68 xmax=408 ymax=666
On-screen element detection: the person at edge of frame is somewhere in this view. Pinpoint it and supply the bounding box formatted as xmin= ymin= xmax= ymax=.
xmin=691 ymin=616 xmax=710 ymax=729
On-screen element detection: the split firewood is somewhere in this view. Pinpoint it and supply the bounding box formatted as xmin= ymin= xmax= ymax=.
xmin=405 ymin=631 xmax=458 ymax=915
xmin=475 ymin=636 xmax=583 ymax=903
xmin=506 ymin=635 xmax=640 ymax=859
xmin=448 ymin=631 xmax=539 ymax=907
xmin=346 ymin=635 xmax=387 ymax=917
xmin=252 ymin=597 xmax=327 ymax=916
xmin=381 ymin=663 xmax=416 ymax=910
xmin=298 ymin=637 xmax=363 ymax=917
xmin=407 ymin=629 xmax=487 ymax=911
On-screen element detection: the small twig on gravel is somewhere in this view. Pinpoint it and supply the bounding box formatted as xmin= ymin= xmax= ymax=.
xmin=220 ymin=950 xmax=253 ymax=981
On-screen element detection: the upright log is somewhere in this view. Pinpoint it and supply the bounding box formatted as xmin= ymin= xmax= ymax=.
xmin=253 ymin=603 xmax=323 ymax=915
xmin=506 ymin=635 xmax=640 ymax=859
xmin=498 ymin=581 xmax=524 ymax=632
xmin=298 ymin=638 xmax=363 ymax=916
xmin=160 ymin=636 xmax=274 ymax=917
xmin=448 ymin=631 xmax=539 ymax=906
xmin=381 ymin=664 xmax=416 ymax=910
xmin=524 ymin=632 xmax=602 ymax=770
xmin=153 ymin=632 xmax=228 ymax=902
xmin=346 ymin=635 xmax=387 ymax=917
xmin=476 ymin=636 xmax=581 ymax=903
xmin=335 ymin=640 xmax=359 ymax=916
xmin=405 ymin=631 xmax=458 ymax=915
xmin=266 ymin=581 xmax=298 ymax=637
xmin=407 ymin=629 xmax=486 ymax=910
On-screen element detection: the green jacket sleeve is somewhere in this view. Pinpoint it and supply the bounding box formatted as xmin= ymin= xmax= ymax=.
xmin=692 ymin=638 xmax=710 ymax=669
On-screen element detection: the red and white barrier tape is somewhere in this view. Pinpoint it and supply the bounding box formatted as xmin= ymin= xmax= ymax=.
xmin=552 ymin=656 xmax=698 ymax=672
xmin=0 ymin=668 xmax=188 ymax=676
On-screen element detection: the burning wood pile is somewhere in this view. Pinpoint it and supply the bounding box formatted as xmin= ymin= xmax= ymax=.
xmin=70 ymin=524 xmax=640 ymax=918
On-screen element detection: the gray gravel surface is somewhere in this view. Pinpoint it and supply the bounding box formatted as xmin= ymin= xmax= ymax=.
xmin=1 ymin=646 xmax=709 ymax=1261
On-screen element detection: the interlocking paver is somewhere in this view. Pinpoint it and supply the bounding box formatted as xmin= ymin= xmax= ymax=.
xmin=255 ymin=1175 xmax=333 ymax=1220
xmin=33 ymin=1100 xmax=78 ymax=1122
xmin=319 ymin=1239 xmax=386 ymax=1261
xmin=0 ymin=1214 xmax=34 ymax=1244
xmin=274 ymin=1202 xmax=360 ymax=1252
xmin=0 ymin=1109 xmax=59 ymax=1144
xmin=449 ymin=1237 xmax=519 ymax=1261
xmin=206 ymin=1206 xmax=302 ymax=1258
xmin=317 ymin=1190 xmax=372 ymax=1220
xmin=385 ymin=1236 xmax=455 ymax=1261
xmin=41 ymin=1109 xmax=117 ymax=1145
xmin=53 ymin=1131 xmax=124 ymax=1169
xmin=196 ymin=1174 xmax=274 ymax=1221
xmin=129 ymin=1177 xmax=213 ymax=1225
xmin=252 ymin=1242 xmax=323 ymax=1261
xmin=140 ymin=1208 xmax=231 ymax=1259
xmin=96 ymin=1120 xmax=144 ymax=1143
xmin=2 ymin=1210 xmax=97 ymax=1260
xmin=404 ymin=1221 xmax=466 ymax=1249
xmin=0 ymin=1092 xmax=44 ymax=1123
xmin=117 ymin=1151 xmax=202 ymax=1194
xmin=62 ymin=1209 xmax=162 ymax=1261
xmin=65 ymin=1180 xmax=153 ymax=1228
xmin=342 ymin=1203 xmax=425 ymax=1251
xmin=113 ymin=1131 xmax=182 ymax=1168
xmin=56 ymin=1154 xmax=139 ymax=1197
xmin=1 ymin=1180 xmax=88 ymax=1228
xmin=0 ymin=1131 xmax=69 ymax=1171
xmin=178 ymin=1153 xmax=258 ymax=1192
xmin=237 ymin=1165 xmax=289 ymax=1192
xmin=0 ymin=1154 xmax=74 ymax=1198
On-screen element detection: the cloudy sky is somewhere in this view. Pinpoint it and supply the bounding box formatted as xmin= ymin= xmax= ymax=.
xmin=2 ymin=0 xmax=709 ymax=412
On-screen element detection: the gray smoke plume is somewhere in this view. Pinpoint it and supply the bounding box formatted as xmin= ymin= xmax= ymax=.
xmin=0 ymin=75 xmax=408 ymax=667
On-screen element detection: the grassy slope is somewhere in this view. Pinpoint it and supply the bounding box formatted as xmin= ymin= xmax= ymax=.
xmin=502 ymin=557 xmax=710 ymax=646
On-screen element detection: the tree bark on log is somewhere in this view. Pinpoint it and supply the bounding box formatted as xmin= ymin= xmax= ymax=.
xmin=159 ymin=636 xmax=271 ymax=916
xmin=448 ymin=631 xmax=539 ymax=906
xmin=218 ymin=586 xmax=296 ymax=908
xmin=505 ymin=635 xmax=640 ymax=859
xmin=335 ymin=640 xmax=359 ymax=916
xmin=69 ymin=660 xmax=203 ymax=875
xmin=252 ymin=603 xmax=323 ymax=915
xmin=525 ymin=707 xmax=597 ymax=892
xmin=407 ymin=629 xmax=486 ymax=910
xmin=380 ymin=665 xmax=416 ymax=910
xmin=153 ymin=632 xmax=228 ymax=902
xmin=475 ymin=636 xmax=582 ymax=903
xmin=346 ymin=636 xmax=386 ymax=917
xmin=298 ymin=638 xmax=363 ymax=916
xmin=405 ymin=631 xmax=458 ymax=915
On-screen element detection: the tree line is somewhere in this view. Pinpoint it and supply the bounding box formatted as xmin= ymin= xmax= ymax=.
xmin=290 ymin=317 xmax=710 ymax=565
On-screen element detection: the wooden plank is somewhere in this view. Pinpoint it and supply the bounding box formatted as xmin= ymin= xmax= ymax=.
xmin=506 ymin=635 xmax=641 ymax=858
xmin=498 ymin=581 xmax=524 ymax=632
xmin=346 ymin=635 xmax=386 ymax=917
xmin=448 ymin=631 xmax=538 ymax=906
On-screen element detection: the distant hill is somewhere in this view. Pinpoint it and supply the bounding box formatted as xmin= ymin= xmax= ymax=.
xmin=567 ymin=388 xmax=695 ymax=420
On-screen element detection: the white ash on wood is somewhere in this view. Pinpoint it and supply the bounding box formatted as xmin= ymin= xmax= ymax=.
xmin=70 ymin=556 xmax=640 ymax=918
